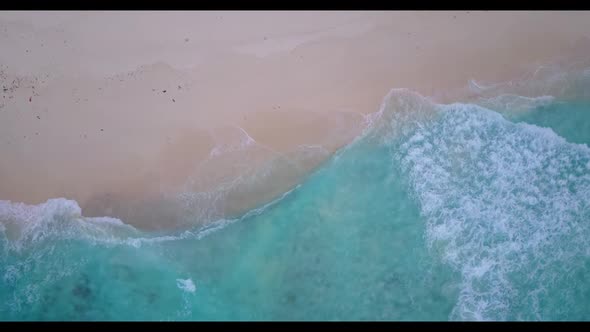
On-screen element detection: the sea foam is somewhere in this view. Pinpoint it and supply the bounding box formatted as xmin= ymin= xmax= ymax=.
xmin=388 ymin=100 xmax=590 ymax=320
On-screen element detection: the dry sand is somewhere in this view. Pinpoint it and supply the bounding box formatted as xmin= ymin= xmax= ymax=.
xmin=1 ymin=11 xmax=590 ymax=230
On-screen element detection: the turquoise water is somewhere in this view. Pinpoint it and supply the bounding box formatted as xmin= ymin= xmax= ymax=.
xmin=2 ymin=77 xmax=590 ymax=321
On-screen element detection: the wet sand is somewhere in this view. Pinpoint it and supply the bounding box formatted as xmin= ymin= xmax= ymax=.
xmin=1 ymin=11 xmax=590 ymax=230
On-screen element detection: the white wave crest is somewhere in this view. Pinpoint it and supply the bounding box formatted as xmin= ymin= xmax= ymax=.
xmin=394 ymin=101 xmax=590 ymax=320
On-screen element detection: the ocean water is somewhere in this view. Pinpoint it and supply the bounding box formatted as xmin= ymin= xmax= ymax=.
xmin=1 ymin=69 xmax=590 ymax=321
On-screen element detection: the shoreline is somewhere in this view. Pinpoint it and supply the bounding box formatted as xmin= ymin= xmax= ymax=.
xmin=1 ymin=11 xmax=590 ymax=230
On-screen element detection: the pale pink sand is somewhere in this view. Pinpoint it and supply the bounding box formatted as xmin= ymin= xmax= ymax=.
xmin=1 ymin=11 xmax=589 ymax=229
